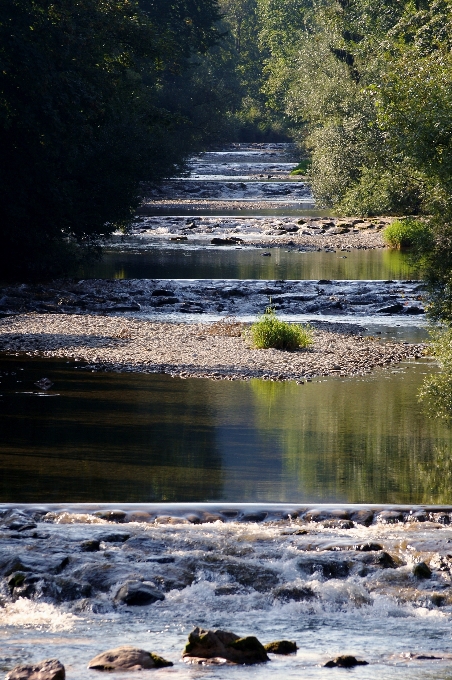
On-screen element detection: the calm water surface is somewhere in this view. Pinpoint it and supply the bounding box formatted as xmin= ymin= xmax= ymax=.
xmin=1 ymin=355 xmax=449 ymax=504
xmin=82 ymin=243 xmax=419 ymax=281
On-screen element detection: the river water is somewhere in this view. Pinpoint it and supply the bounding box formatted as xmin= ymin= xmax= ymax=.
xmin=1 ymin=143 xmax=451 ymax=679
xmin=82 ymin=237 xmax=419 ymax=281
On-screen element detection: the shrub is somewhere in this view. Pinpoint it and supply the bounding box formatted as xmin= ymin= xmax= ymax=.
xmin=290 ymin=160 xmax=311 ymax=176
xmin=247 ymin=307 xmax=313 ymax=350
xmin=382 ymin=218 xmax=431 ymax=249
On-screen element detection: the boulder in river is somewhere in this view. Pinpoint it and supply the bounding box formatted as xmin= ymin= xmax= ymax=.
xmin=88 ymin=646 xmax=172 ymax=671
xmin=324 ymin=655 xmax=368 ymax=668
xmin=183 ymin=627 xmax=269 ymax=665
xmin=211 ymin=237 xmax=243 ymax=245
xmin=413 ymin=562 xmax=432 ymax=579
xmin=93 ymin=510 xmax=126 ymax=523
xmin=114 ymin=580 xmax=165 ymax=605
xmin=6 ymin=658 xmax=65 ymax=680
xmin=264 ymin=640 xmax=298 ymax=654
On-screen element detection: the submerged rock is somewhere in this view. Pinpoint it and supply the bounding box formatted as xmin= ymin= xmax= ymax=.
xmin=183 ymin=627 xmax=269 ymax=665
xmin=88 ymin=646 xmax=172 ymax=671
xmin=264 ymin=640 xmax=298 ymax=654
xmin=273 ymin=584 xmax=315 ymax=602
xmin=114 ymin=580 xmax=165 ymax=605
xmin=6 ymin=658 xmax=65 ymax=680
xmin=324 ymin=655 xmax=368 ymax=668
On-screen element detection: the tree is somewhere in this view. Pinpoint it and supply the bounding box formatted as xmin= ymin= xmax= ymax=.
xmin=0 ymin=0 xmax=220 ymax=279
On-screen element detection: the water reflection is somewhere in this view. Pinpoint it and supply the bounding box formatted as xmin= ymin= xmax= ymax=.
xmin=248 ymin=366 xmax=452 ymax=504
xmin=0 ymin=358 xmax=223 ymax=503
xmin=82 ymin=244 xmax=419 ymax=281
xmin=1 ymin=356 xmax=450 ymax=504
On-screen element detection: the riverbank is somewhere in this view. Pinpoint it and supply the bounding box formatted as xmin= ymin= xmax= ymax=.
xmin=0 ymin=313 xmax=425 ymax=381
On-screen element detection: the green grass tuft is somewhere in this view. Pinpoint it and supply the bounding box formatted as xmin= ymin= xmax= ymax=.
xmin=247 ymin=307 xmax=313 ymax=350
xmin=382 ymin=218 xmax=431 ymax=249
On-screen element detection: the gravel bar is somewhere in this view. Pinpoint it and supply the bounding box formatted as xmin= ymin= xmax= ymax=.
xmin=0 ymin=314 xmax=426 ymax=382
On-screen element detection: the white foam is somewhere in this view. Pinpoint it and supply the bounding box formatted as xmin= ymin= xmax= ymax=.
xmin=0 ymin=599 xmax=79 ymax=631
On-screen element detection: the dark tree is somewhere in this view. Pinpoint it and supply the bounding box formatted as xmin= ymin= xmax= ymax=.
xmin=0 ymin=0 xmax=220 ymax=279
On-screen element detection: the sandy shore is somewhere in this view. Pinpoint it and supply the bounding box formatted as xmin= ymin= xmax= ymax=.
xmin=0 ymin=314 xmax=425 ymax=382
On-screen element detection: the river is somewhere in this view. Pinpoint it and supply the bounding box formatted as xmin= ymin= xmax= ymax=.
xmin=1 ymin=143 xmax=451 ymax=680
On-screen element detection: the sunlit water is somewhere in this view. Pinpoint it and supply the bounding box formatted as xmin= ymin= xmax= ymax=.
xmin=0 ymin=355 xmax=448 ymax=505
xmin=3 ymin=511 xmax=452 ymax=680
xmin=82 ymin=241 xmax=419 ymax=281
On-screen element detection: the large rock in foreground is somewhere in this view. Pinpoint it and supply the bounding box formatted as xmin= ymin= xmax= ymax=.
xmin=182 ymin=627 xmax=269 ymax=665
xmin=6 ymin=658 xmax=65 ymax=680
xmin=88 ymin=646 xmax=173 ymax=671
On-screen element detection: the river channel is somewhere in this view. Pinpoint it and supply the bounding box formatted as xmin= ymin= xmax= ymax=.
xmin=1 ymin=143 xmax=451 ymax=680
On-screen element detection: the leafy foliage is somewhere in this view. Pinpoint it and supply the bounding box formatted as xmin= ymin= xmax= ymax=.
xmin=248 ymin=307 xmax=313 ymax=350
xmin=382 ymin=219 xmax=432 ymax=250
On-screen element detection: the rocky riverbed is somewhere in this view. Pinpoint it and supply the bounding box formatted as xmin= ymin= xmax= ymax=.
xmin=0 ymin=314 xmax=425 ymax=381
xmin=4 ymin=504 xmax=452 ymax=678
xmin=131 ymin=214 xmax=389 ymax=249
xmin=0 ymin=278 xmax=425 ymax=318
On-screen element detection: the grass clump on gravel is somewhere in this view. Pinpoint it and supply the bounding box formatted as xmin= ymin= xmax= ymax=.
xmin=248 ymin=307 xmax=313 ymax=350
xmin=382 ymin=218 xmax=431 ymax=249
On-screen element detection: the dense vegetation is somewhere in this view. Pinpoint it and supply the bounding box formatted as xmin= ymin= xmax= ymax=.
xmin=3 ymin=0 xmax=452 ymax=296
xmin=0 ymin=0 xmax=224 ymax=278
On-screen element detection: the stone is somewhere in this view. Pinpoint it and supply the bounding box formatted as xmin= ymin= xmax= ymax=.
xmin=183 ymin=627 xmax=269 ymax=665
xmin=93 ymin=510 xmax=126 ymax=522
xmin=351 ymin=509 xmax=374 ymax=526
xmin=240 ymin=512 xmax=267 ymax=522
xmin=34 ymin=378 xmax=54 ymax=390
xmin=273 ymin=585 xmax=315 ymax=602
xmin=324 ymin=655 xmax=368 ymax=668
xmin=98 ymin=531 xmax=130 ymax=543
xmin=6 ymin=658 xmax=65 ymax=680
xmin=413 ymin=562 xmax=432 ymax=579
xmin=80 ymin=539 xmax=100 ymax=552
xmin=377 ymin=510 xmax=404 ymax=524
xmin=377 ymin=303 xmax=404 ymax=314
xmin=264 ymin=640 xmax=298 ymax=654
xmin=151 ymin=289 xmax=174 ymax=297
xmin=88 ymin=646 xmax=172 ymax=671
xmin=114 ymin=580 xmax=165 ymax=605
xmin=211 ymin=237 xmax=243 ymax=245
xmin=355 ymin=542 xmax=383 ymax=552
xmin=297 ymin=555 xmax=351 ymax=579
